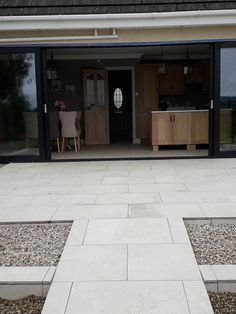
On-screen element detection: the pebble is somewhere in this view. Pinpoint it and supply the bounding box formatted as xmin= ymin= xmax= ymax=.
xmin=185 ymin=223 xmax=236 ymax=264
xmin=0 ymin=223 xmax=71 ymax=266
xmin=209 ymin=292 xmax=236 ymax=314
xmin=0 ymin=295 xmax=45 ymax=314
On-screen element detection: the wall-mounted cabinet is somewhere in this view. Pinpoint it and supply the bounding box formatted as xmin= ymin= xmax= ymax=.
xmin=159 ymin=64 xmax=185 ymax=95
xmin=159 ymin=62 xmax=209 ymax=96
xmin=185 ymin=62 xmax=209 ymax=94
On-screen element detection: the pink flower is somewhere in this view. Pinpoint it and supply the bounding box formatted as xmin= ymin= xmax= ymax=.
xmin=54 ymin=100 xmax=68 ymax=111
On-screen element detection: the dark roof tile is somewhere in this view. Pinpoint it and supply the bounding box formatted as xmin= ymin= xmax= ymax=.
xmin=1 ymin=1 xmax=236 ymax=16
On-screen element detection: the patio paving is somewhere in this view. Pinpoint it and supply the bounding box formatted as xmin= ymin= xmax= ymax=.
xmin=1 ymin=158 xmax=236 ymax=313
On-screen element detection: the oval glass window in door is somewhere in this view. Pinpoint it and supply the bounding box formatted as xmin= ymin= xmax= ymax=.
xmin=113 ymin=88 xmax=123 ymax=109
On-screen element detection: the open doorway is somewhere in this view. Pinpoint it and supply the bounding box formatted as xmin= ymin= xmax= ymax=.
xmin=45 ymin=43 xmax=211 ymax=160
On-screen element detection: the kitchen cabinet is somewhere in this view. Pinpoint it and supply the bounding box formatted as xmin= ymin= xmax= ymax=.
xmin=151 ymin=110 xmax=208 ymax=151
xmin=191 ymin=111 xmax=209 ymax=144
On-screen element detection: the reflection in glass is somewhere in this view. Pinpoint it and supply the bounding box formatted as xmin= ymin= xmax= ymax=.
xmin=220 ymin=48 xmax=236 ymax=151
xmin=97 ymin=74 xmax=105 ymax=108
xmin=86 ymin=74 xmax=95 ymax=109
xmin=0 ymin=53 xmax=39 ymax=156
xmin=113 ymin=88 xmax=123 ymax=109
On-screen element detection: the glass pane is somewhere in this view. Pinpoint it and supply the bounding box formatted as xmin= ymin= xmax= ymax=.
xmin=86 ymin=74 xmax=95 ymax=110
xmin=97 ymin=74 xmax=105 ymax=108
xmin=113 ymin=88 xmax=123 ymax=109
xmin=220 ymin=48 xmax=236 ymax=151
xmin=0 ymin=53 xmax=39 ymax=156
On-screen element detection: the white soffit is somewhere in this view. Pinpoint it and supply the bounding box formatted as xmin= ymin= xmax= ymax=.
xmin=1 ymin=9 xmax=236 ymax=31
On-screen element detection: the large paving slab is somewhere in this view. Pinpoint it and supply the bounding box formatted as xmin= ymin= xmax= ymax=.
xmin=128 ymin=244 xmax=201 ymax=280
xmin=66 ymin=281 xmax=190 ymax=314
xmin=84 ymin=218 xmax=172 ymax=244
xmin=54 ymin=245 xmax=127 ymax=282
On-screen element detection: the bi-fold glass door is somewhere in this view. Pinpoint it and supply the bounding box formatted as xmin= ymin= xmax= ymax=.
xmin=0 ymin=48 xmax=46 ymax=162
xmin=214 ymin=44 xmax=236 ymax=157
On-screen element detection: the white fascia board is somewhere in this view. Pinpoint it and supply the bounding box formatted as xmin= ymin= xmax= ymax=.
xmin=1 ymin=9 xmax=236 ymax=31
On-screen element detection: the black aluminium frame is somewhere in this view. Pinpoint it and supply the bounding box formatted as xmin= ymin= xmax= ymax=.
xmin=0 ymin=38 xmax=234 ymax=162
xmin=0 ymin=47 xmax=47 ymax=163
xmin=213 ymin=42 xmax=236 ymax=158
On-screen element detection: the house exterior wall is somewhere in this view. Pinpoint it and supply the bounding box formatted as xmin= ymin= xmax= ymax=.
xmin=0 ymin=25 xmax=236 ymax=45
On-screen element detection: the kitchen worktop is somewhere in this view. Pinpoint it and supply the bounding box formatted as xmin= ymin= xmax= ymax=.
xmin=151 ymin=109 xmax=209 ymax=113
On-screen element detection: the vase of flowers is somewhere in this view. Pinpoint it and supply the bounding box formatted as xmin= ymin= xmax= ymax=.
xmin=54 ymin=100 xmax=68 ymax=111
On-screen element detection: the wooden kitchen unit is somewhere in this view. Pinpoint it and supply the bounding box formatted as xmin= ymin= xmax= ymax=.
xmin=151 ymin=110 xmax=209 ymax=151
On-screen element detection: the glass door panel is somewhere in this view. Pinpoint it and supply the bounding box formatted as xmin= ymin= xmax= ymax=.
xmin=0 ymin=52 xmax=39 ymax=157
xmin=219 ymin=47 xmax=236 ymax=151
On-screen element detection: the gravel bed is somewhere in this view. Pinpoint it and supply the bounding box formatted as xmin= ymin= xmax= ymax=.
xmin=0 ymin=223 xmax=71 ymax=266
xmin=0 ymin=295 xmax=45 ymax=314
xmin=185 ymin=223 xmax=236 ymax=264
xmin=209 ymin=292 xmax=236 ymax=314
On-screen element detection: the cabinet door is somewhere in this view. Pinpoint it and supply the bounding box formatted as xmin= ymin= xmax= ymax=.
xmin=191 ymin=111 xmax=209 ymax=144
xmin=172 ymin=112 xmax=191 ymax=145
xmin=152 ymin=113 xmax=172 ymax=145
xmin=139 ymin=64 xmax=158 ymax=139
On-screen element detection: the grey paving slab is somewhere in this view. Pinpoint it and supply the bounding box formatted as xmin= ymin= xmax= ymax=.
xmin=84 ymin=218 xmax=172 ymax=245
xmin=160 ymin=191 xmax=230 ymax=203
xmin=66 ymin=281 xmax=190 ymax=314
xmin=0 ymin=206 xmax=57 ymax=222
xmin=168 ymin=218 xmax=190 ymax=243
xmin=128 ymin=244 xmax=201 ymax=280
xmin=54 ymin=245 xmax=127 ymax=282
xmin=199 ymin=265 xmax=217 ymax=282
xmin=69 ymin=184 xmax=128 ymax=194
xmin=200 ymin=203 xmax=236 ymax=217
xmin=211 ymin=265 xmax=236 ymax=280
xmin=183 ymin=281 xmax=214 ymax=314
xmin=96 ymin=192 xmax=161 ymax=204
xmin=65 ymin=220 xmax=88 ymax=246
xmin=129 ymin=183 xmax=187 ymax=192
xmin=52 ymin=204 xmax=128 ymax=220
xmin=42 ymin=282 xmax=72 ymax=314
xmin=129 ymin=203 xmax=205 ymax=218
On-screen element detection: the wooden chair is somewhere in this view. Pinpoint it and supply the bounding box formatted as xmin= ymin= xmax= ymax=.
xmin=59 ymin=111 xmax=81 ymax=153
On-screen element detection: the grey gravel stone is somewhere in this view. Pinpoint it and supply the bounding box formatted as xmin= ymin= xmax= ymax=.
xmin=0 ymin=295 xmax=45 ymax=314
xmin=0 ymin=223 xmax=71 ymax=266
xmin=185 ymin=223 xmax=236 ymax=264
xmin=209 ymin=292 xmax=236 ymax=314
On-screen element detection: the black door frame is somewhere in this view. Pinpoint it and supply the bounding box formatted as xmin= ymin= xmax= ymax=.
xmin=213 ymin=42 xmax=236 ymax=158
xmin=0 ymin=47 xmax=47 ymax=163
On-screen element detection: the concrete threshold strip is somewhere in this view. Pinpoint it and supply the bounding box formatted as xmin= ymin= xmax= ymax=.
xmin=0 ymin=266 xmax=56 ymax=300
xmin=185 ymin=217 xmax=236 ymax=294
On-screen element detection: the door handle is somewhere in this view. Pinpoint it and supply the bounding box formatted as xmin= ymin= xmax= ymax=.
xmin=44 ymin=103 xmax=47 ymax=114
xmin=170 ymin=115 xmax=172 ymax=123
xmin=173 ymin=114 xmax=175 ymax=123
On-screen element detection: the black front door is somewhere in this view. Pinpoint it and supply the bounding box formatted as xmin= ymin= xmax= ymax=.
xmin=108 ymin=70 xmax=132 ymax=142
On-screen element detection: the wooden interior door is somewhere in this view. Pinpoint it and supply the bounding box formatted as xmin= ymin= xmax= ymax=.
xmin=139 ymin=64 xmax=159 ymax=140
xmin=83 ymin=69 xmax=109 ymax=145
